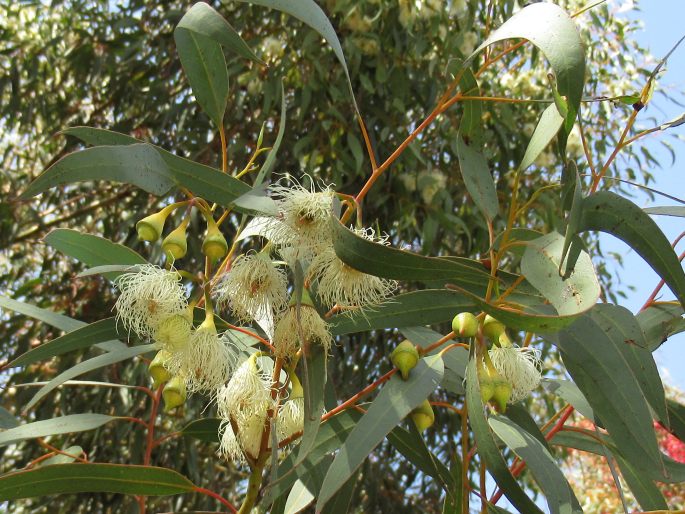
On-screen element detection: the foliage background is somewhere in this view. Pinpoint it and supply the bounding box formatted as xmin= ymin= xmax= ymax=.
xmin=1 ymin=0 xmax=683 ymax=512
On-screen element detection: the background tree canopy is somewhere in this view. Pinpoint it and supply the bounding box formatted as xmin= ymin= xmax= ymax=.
xmin=1 ymin=0 xmax=684 ymax=513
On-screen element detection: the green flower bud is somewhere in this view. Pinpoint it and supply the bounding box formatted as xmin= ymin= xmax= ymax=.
xmin=452 ymin=312 xmax=478 ymax=338
xmin=149 ymin=350 xmax=172 ymax=388
xmin=202 ymin=225 xmax=228 ymax=261
xmin=410 ymin=399 xmax=435 ymax=432
xmin=136 ymin=204 xmax=177 ymax=242
xmin=391 ymin=340 xmax=420 ymax=380
xmin=162 ymin=376 xmax=187 ymax=412
xmin=482 ymin=315 xmax=506 ymax=342
xmin=492 ymin=378 xmax=512 ymax=412
xmin=478 ymin=367 xmax=495 ymax=404
xmin=288 ymin=287 xmax=316 ymax=308
xmin=162 ymin=219 xmax=189 ymax=261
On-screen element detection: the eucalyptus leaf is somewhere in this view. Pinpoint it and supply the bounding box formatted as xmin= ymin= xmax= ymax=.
xmin=0 ymin=414 xmax=118 ymax=447
xmin=455 ymin=135 xmax=499 ymax=220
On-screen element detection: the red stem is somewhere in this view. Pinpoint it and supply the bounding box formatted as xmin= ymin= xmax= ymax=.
xmin=144 ymin=386 xmax=163 ymax=466
xmin=194 ymin=486 xmax=238 ymax=513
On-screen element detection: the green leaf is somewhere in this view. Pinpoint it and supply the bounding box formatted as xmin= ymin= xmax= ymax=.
xmin=60 ymin=127 xmax=253 ymax=208
xmin=7 ymin=318 xmax=119 ymax=369
xmin=25 ymin=344 xmax=156 ymax=411
xmin=614 ymin=455 xmax=668 ymax=511
xmin=0 ymin=407 xmax=19 ymax=429
xmin=465 ymin=357 xmax=543 ymax=513
xmin=577 ymin=191 xmax=685 ymax=309
xmin=296 ymin=345 xmax=327 ymax=465
xmin=590 ymin=304 xmax=668 ymax=423
xmin=667 ymin=399 xmax=685 ymax=443
xmin=176 ymin=2 xmax=263 ymax=65
xmin=0 ymin=295 xmax=124 ymax=353
xmin=455 ymin=135 xmax=499 ymax=220
xmin=38 ymin=445 xmax=84 ymax=467
xmin=284 ymin=474 xmax=321 ymax=514
xmin=0 ymin=414 xmax=118 ymax=447
xmin=239 ymin=0 xmax=358 ymax=112
xmin=542 ymin=379 xmax=594 ymax=421
xmin=520 ymin=103 xmax=564 ymax=171
xmin=316 ymin=355 xmax=444 ymax=511
xmin=181 ymin=418 xmax=221 ymax=443
xmin=329 ymin=290 xmax=475 ymax=336
xmin=521 ymin=231 xmax=601 ymax=316
xmin=255 ymin=80 xmax=286 ymax=186
xmin=467 ymin=3 xmax=584 ymax=130
xmin=489 ymin=415 xmax=580 ymax=514
xmin=174 ymin=22 xmax=228 ymax=128
xmin=643 ymin=206 xmax=685 ymax=217
xmin=331 ymin=218 xmax=491 ymax=290
xmin=503 ymin=404 xmax=551 ymax=452
xmin=0 ymin=463 xmax=195 ymax=500
xmin=555 ymin=311 xmax=665 ymax=479
xmin=44 ymin=228 xmax=146 ymax=279
xmin=636 ymin=302 xmax=685 ymax=351
xmin=21 ymin=144 xmax=173 ymax=199
xmin=459 ymin=69 xmax=483 ymax=141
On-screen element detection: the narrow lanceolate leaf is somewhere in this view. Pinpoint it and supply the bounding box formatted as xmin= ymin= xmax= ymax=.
xmin=542 ymin=379 xmax=594 ymax=421
xmin=519 ymin=103 xmax=564 ymax=171
xmin=25 ymin=344 xmax=156 ymax=411
xmin=296 ymin=345 xmax=327 ymax=466
xmin=20 ymin=144 xmax=173 ymax=199
xmin=468 ymin=2 xmax=583 ymax=130
xmin=238 ymin=0 xmax=358 ymax=112
xmin=643 ymin=205 xmax=685 ymax=217
xmin=44 ymin=228 xmax=146 ymax=276
xmin=331 ymin=218 xmax=491 ymax=291
xmin=555 ymin=312 xmax=666 ymax=480
xmin=577 ymin=191 xmax=685 ymax=309
xmin=465 ymin=358 xmax=543 ymax=513
xmin=489 ymin=415 xmax=580 ymax=514
xmin=459 ymin=69 xmax=482 ymax=140
xmin=7 ymin=318 xmax=119 ymax=369
xmin=255 ymin=80 xmax=286 ymax=186
xmin=0 ymin=407 xmax=19 ymax=429
xmin=329 ymin=290 xmax=475 ymax=336
xmin=181 ymin=418 xmax=221 ymax=443
xmin=667 ymin=399 xmax=685 ymax=443
xmin=521 ymin=231 xmax=601 ymax=317
xmin=0 ymin=414 xmax=118 ymax=447
xmin=60 ymin=127 xmax=252 ymax=208
xmin=636 ymin=302 xmax=685 ymax=351
xmin=176 ymin=2 xmax=263 ymax=64
xmin=174 ymin=25 xmax=228 ymax=128
xmin=0 ymin=296 xmax=124 ymax=353
xmin=455 ymin=136 xmax=499 ymax=220
xmin=316 ymin=355 xmax=444 ymax=512
xmin=590 ymin=304 xmax=668 ymax=422
xmin=0 ymin=463 xmax=195 ymax=500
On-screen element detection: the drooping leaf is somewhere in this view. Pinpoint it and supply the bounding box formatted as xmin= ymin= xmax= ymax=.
xmin=465 ymin=358 xmax=543 ymax=513
xmin=0 ymin=407 xmax=19 ymax=429
xmin=0 ymin=414 xmax=118 ymax=447
xmin=329 ymin=290 xmax=475 ymax=336
xmin=238 ymin=0 xmax=358 ymax=112
xmin=0 ymin=463 xmax=195 ymax=500
xmin=181 ymin=418 xmax=221 ymax=443
xmin=25 ymin=344 xmax=156 ymax=411
xmin=489 ymin=415 xmax=580 ymax=514
xmin=316 ymin=355 xmax=444 ymax=511
xmin=59 ymin=127 xmax=253 ymax=208
xmin=296 ymin=345 xmax=327 ymax=466
xmin=643 ymin=205 xmax=685 ymax=217
xmin=521 ymin=231 xmax=601 ymax=316
xmin=176 ymin=2 xmax=263 ymax=64
xmin=255 ymin=80 xmax=286 ymax=186
xmin=38 ymin=445 xmax=84 ymax=467
xmin=455 ymin=136 xmax=498 ymax=220
xmin=174 ymin=23 xmax=228 ymax=128
xmin=542 ymin=379 xmax=594 ymax=421
xmin=577 ymin=191 xmax=685 ymax=309
xmin=467 ymin=2 xmax=584 ymax=130
xmin=20 ymin=144 xmax=173 ymax=199
xmin=615 ymin=454 xmax=668 ymax=511
xmin=7 ymin=318 xmax=119 ymax=369
xmin=667 ymin=399 xmax=685 ymax=443
xmin=555 ymin=311 xmax=665 ymax=479
xmin=519 ymin=103 xmax=564 ymax=171
xmin=459 ymin=69 xmax=483 ymax=140
xmin=636 ymin=302 xmax=685 ymax=351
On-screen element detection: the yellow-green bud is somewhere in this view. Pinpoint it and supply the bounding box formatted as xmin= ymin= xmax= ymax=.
xmin=410 ymin=399 xmax=435 ymax=432
xmin=163 ymin=376 xmax=187 ymax=412
xmin=452 ymin=312 xmax=478 ymax=338
xmin=288 ymin=287 xmax=315 ymax=308
xmin=482 ymin=315 xmax=506 ymax=342
xmin=391 ymin=340 xmax=420 ymax=380
xmin=478 ymin=367 xmax=495 ymax=404
xmin=202 ymin=223 xmax=228 ymax=261
xmin=136 ymin=205 xmax=175 ymax=242
xmin=149 ymin=350 xmax=172 ymax=388
xmin=492 ymin=378 xmax=512 ymax=412
xmin=289 ymin=371 xmax=304 ymax=399
xmin=162 ymin=219 xmax=189 ymax=261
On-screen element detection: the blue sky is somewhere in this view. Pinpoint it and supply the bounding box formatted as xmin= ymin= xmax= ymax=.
xmin=602 ymin=0 xmax=685 ymax=390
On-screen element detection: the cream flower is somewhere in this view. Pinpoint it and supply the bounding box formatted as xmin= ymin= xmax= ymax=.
xmin=277 ymin=396 xmax=304 ymax=443
xmin=488 ymin=345 xmax=542 ymax=403
xmin=114 ymin=265 xmax=188 ymax=338
xmin=153 ymin=310 xmax=192 ymax=352
xmin=216 ymin=354 xmax=273 ymax=421
xmin=218 ymin=420 xmax=245 ymax=464
xmin=273 ymin=296 xmax=333 ymax=358
xmin=213 ymin=252 xmax=288 ymax=322
xmin=308 ymin=228 xmax=396 ymax=309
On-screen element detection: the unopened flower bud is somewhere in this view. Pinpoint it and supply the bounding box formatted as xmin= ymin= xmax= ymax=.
xmin=478 ymin=367 xmax=495 ymax=404
xmin=136 ymin=205 xmax=175 ymax=242
xmin=492 ymin=378 xmax=512 ymax=412
xmin=202 ymin=218 xmax=228 ymax=261
xmin=149 ymin=350 xmax=172 ymax=388
xmin=410 ymin=399 xmax=435 ymax=432
xmin=162 ymin=375 xmax=187 ymax=412
xmin=452 ymin=312 xmax=478 ymax=338
xmin=482 ymin=315 xmax=506 ymax=342
xmin=391 ymin=340 xmax=419 ymax=380
xmin=162 ymin=218 xmax=189 ymax=261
